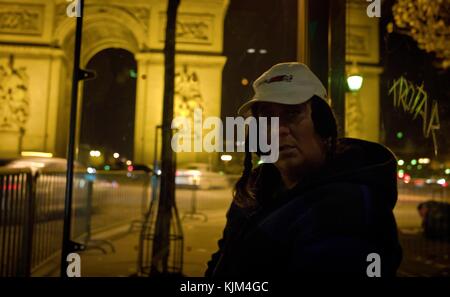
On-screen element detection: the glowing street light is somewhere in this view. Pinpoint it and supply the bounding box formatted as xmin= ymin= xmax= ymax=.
xmin=113 ymin=153 xmax=120 ymax=159
xmin=89 ymin=150 xmax=101 ymax=157
xmin=418 ymin=158 xmax=430 ymax=164
xmin=347 ymin=75 xmax=363 ymax=91
xmin=347 ymin=61 xmax=363 ymax=92
xmin=437 ymin=178 xmax=446 ymax=186
xmin=220 ymin=155 xmax=232 ymax=162
xmin=221 ymin=154 xmax=232 ymax=173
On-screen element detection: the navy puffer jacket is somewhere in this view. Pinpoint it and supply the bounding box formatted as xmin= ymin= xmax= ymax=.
xmin=205 ymin=138 xmax=402 ymax=277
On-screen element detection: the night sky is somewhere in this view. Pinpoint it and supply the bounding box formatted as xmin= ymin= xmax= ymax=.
xmin=220 ymin=0 xmax=297 ymax=120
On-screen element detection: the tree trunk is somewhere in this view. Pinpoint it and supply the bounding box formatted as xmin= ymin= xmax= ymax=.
xmin=151 ymin=0 xmax=180 ymax=275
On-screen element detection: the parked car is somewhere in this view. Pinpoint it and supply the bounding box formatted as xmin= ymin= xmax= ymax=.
xmin=175 ymin=163 xmax=229 ymax=190
xmin=418 ymin=200 xmax=450 ymax=242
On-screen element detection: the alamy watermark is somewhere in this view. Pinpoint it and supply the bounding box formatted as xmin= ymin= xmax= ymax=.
xmin=366 ymin=252 xmax=381 ymax=277
xmin=366 ymin=0 xmax=381 ymax=18
xmin=66 ymin=0 xmax=81 ymax=18
xmin=171 ymin=108 xmax=280 ymax=163
xmin=66 ymin=252 xmax=81 ymax=277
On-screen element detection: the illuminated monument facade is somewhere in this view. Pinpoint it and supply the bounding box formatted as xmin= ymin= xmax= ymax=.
xmin=0 ymin=0 xmax=228 ymax=165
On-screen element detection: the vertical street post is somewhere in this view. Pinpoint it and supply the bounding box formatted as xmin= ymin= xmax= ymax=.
xmin=150 ymin=0 xmax=181 ymax=275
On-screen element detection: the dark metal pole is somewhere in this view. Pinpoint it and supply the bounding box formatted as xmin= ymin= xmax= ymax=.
xmin=328 ymin=0 xmax=346 ymax=137
xmin=150 ymin=0 xmax=180 ymax=275
xmin=307 ymin=0 xmax=329 ymax=90
xmin=60 ymin=0 xmax=85 ymax=277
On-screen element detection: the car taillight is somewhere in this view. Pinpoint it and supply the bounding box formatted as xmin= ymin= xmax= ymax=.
xmin=2 ymin=184 xmax=20 ymax=191
xmin=403 ymin=173 xmax=411 ymax=183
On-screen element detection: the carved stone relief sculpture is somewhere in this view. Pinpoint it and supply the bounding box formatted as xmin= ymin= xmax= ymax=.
xmin=0 ymin=55 xmax=30 ymax=132
xmin=345 ymin=92 xmax=364 ymax=138
xmin=174 ymin=65 xmax=204 ymax=142
xmin=0 ymin=3 xmax=43 ymax=35
xmin=159 ymin=13 xmax=214 ymax=44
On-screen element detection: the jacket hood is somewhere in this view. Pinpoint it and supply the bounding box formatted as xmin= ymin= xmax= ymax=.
xmin=304 ymin=137 xmax=399 ymax=209
xmin=251 ymin=138 xmax=399 ymax=213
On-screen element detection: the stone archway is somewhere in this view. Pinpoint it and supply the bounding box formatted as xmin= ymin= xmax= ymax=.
xmin=54 ymin=4 xmax=147 ymax=159
xmin=79 ymin=48 xmax=137 ymax=166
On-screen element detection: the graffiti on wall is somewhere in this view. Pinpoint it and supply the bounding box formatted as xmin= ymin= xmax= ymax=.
xmin=0 ymin=55 xmax=30 ymax=132
xmin=388 ymin=76 xmax=440 ymax=155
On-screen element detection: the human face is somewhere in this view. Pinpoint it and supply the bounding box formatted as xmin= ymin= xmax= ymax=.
xmin=255 ymin=101 xmax=326 ymax=186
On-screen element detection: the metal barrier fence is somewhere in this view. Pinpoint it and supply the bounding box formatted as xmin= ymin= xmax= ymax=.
xmin=89 ymin=171 xmax=151 ymax=234
xmin=30 ymin=170 xmax=88 ymax=273
xmin=0 ymin=168 xmax=151 ymax=276
xmin=138 ymin=174 xmax=184 ymax=276
xmin=0 ymin=168 xmax=34 ymax=276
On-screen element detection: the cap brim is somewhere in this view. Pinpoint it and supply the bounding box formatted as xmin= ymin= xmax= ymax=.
xmin=237 ymin=98 xmax=301 ymax=116
xmin=237 ymin=94 xmax=329 ymax=116
xmin=237 ymin=99 xmax=259 ymax=116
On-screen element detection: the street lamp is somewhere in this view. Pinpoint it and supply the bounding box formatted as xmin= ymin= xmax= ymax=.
xmin=221 ymin=154 xmax=232 ymax=173
xmin=347 ymin=75 xmax=363 ymax=91
xmin=220 ymin=154 xmax=232 ymax=162
xmin=347 ymin=61 xmax=363 ymax=92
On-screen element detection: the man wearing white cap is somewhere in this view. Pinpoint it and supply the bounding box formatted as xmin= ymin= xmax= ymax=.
xmin=205 ymin=62 xmax=402 ymax=277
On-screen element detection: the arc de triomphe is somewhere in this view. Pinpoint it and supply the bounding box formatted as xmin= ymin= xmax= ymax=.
xmin=0 ymin=0 xmax=228 ymax=166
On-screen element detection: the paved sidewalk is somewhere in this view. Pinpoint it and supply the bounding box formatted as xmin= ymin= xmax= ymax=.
xmin=77 ymin=188 xmax=230 ymax=277
xmin=398 ymin=231 xmax=450 ymax=277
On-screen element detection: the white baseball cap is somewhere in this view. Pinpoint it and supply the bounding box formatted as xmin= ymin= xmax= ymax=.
xmin=237 ymin=62 xmax=329 ymax=116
